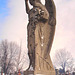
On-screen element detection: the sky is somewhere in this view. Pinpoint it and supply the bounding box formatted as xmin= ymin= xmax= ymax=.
xmin=0 ymin=0 xmax=75 ymax=70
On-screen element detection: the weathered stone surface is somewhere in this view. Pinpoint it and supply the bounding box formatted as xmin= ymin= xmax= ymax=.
xmin=25 ymin=0 xmax=56 ymax=75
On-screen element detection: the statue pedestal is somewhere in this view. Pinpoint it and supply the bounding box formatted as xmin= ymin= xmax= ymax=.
xmin=24 ymin=70 xmax=34 ymax=75
xmin=24 ymin=70 xmax=55 ymax=75
xmin=24 ymin=71 xmax=55 ymax=75
xmin=34 ymin=70 xmax=55 ymax=75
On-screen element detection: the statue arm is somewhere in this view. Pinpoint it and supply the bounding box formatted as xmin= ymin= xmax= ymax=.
xmin=25 ymin=0 xmax=30 ymax=14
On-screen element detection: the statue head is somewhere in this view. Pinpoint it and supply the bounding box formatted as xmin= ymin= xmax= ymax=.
xmin=29 ymin=0 xmax=34 ymax=5
xmin=29 ymin=0 xmax=41 ymax=5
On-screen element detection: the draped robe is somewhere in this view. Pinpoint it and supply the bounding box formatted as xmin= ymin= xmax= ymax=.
xmin=27 ymin=7 xmax=55 ymax=74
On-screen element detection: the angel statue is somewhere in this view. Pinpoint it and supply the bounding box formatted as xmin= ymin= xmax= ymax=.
xmin=25 ymin=0 xmax=56 ymax=74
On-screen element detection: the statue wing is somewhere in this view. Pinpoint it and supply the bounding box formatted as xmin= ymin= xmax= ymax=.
xmin=45 ymin=0 xmax=56 ymax=25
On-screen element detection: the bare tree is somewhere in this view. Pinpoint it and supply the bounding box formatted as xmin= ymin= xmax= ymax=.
xmin=0 ymin=40 xmax=28 ymax=74
xmin=0 ymin=40 xmax=21 ymax=74
xmin=54 ymin=49 xmax=74 ymax=73
xmin=15 ymin=43 xmax=27 ymax=72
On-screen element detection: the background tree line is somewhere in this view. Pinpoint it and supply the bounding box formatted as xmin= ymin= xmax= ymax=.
xmin=0 ymin=40 xmax=28 ymax=74
xmin=53 ymin=49 xmax=75 ymax=74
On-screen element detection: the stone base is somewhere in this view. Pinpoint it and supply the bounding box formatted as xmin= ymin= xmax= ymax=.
xmin=34 ymin=70 xmax=55 ymax=75
xmin=24 ymin=70 xmax=55 ymax=75
xmin=24 ymin=70 xmax=34 ymax=75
